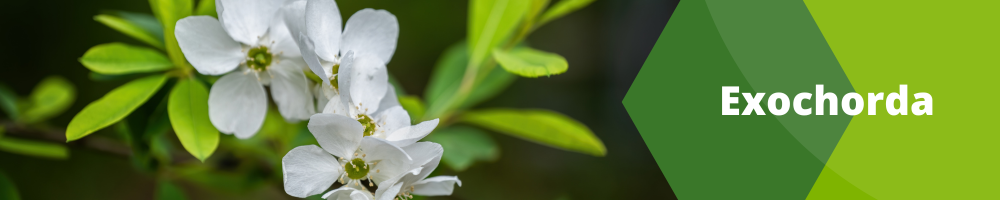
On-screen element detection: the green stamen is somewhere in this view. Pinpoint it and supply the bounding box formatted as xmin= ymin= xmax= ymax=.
xmin=246 ymin=46 xmax=273 ymax=70
xmin=344 ymin=158 xmax=369 ymax=180
xmin=357 ymin=114 xmax=375 ymax=136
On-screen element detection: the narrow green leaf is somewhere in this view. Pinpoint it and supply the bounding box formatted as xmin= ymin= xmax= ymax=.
xmin=168 ymin=78 xmax=219 ymax=162
xmin=66 ymin=74 xmax=168 ymax=142
xmin=94 ymin=14 xmax=165 ymax=49
xmin=80 ymin=43 xmax=174 ymax=75
xmin=112 ymin=11 xmax=165 ymax=42
xmin=460 ymin=108 xmax=606 ymax=156
xmin=0 ymin=171 xmax=20 ymax=200
xmin=468 ymin=0 xmax=531 ymax=66
xmin=21 ymin=76 xmax=76 ymax=123
xmin=398 ymin=96 xmax=426 ymax=122
xmin=424 ymin=43 xmax=516 ymax=120
xmin=194 ymin=0 xmax=217 ymax=17
xmin=537 ymin=0 xmax=595 ymax=26
xmin=423 ymin=126 xmax=499 ymax=171
xmin=493 ymin=46 xmax=568 ymax=77
xmin=156 ymin=180 xmax=189 ymax=200
xmin=0 ymin=84 xmax=19 ymax=120
xmin=0 ymin=137 xmax=69 ymax=160
xmin=149 ymin=0 xmax=194 ymax=68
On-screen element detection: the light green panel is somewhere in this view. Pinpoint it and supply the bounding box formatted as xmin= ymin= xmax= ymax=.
xmin=805 ymin=0 xmax=1000 ymax=199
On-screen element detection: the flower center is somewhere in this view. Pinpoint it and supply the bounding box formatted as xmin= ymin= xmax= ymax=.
xmin=356 ymin=114 xmax=376 ymax=136
xmin=246 ymin=46 xmax=273 ymax=70
xmin=344 ymin=158 xmax=369 ymax=180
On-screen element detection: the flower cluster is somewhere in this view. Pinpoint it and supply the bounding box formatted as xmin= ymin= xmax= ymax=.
xmin=174 ymin=0 xmax=460 ymax=199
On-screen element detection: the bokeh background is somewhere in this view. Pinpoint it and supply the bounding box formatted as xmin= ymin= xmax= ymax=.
xmin=0 ymin=0 xmax=679 ymax=199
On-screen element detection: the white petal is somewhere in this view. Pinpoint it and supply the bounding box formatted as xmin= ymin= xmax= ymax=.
xmin=341 ymin=9 xmax=399 ymax=64
xmin=385 ymin=119 xmax=439 ymax=147
xmin=269 ymin=62 xmax=315 ymax=121
xmin=376 ymin=106 xmax=410 ymax=138
xmin=373 ymin=182 xmax=403 ymax=200
xmin=347 ymin=55 xmax=388 ymax=115
xmin=218 ymin=0 xmax=283 ymax=44
xmin=313 ymin=83 xmax=330 ymax=113
xmin=323 ymin=93 xmax=349 ymax=115
xmin=322 ymin=187 xmax=373 ymax=200
xmin=308 ymin=114 xmax=364 ymax=158
xmin=411 ymin=176 xmax=461 ymax=196
xmin=375 ymin=85 xmax=401 ymax=115
xmin=360 ymin=137 xmax=412 ymax=183
xmin=214 ymin=0 xmax=224 ymax=15
xmin=265 ymin=7 xmax=301 ymax=58
xmin=305 ymin=0 xmax=342 ymax=61
xmin=282 ymin=145 xmax=343 ymax=198
xmin=399 ymin=142 xmax=443 ymax=185
xmin=175 ymin=16 xmax=244 ymax=75
xmin=208 ymin=71 xmax=268 ymax=138
xmin=298 ymin=33 xmax=329 ymax=83
xmin=336 ymin=51 xmax=355 ymax=110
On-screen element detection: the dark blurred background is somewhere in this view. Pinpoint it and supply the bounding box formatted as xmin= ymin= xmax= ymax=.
xmin=0 ymin=0 xmax=679 ymax=199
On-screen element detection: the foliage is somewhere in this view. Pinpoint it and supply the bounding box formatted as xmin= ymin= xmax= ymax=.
xmin=1 ymin=0 xmax=600 ymax=197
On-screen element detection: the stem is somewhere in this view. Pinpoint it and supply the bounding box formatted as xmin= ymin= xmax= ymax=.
xmin=2 ymin=121 xmax=132 ymax=157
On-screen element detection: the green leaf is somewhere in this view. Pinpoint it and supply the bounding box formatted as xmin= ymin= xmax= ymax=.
xmin=156 ymin=180 xmax=188 ymax=200
xmin=80 ymin=43 xmax=174 ymax=75
xmin=194 ymin=0 xmax=217 ymax=17
xmin=424 ymin=43 xmax=516 ymax=120
xmin=66 ymin=74 xmax=168 ymax=142
xmin=423 ymin=126 xmax=499 ymax=171
xmin=0 ymin=137 xmax=69 ymax=160
xmin=468 ymin=0 xmax=531 ymax=67
xmin=168 ymin=78 xmax=219 ymax=162
xmin=0 ymin=84 xmax=19 ymax=120
xmin=94 ymin=14 xmax=165 ymax=49
xmin=492 ymin=46 xmax=568 ymax=77
xmin=0 ymin=171 xmax=20 ymax=200
xmin=21 ymin=76 xmax=76 ymax=123
xmin=398 ymin=96 xmax=426 ymax=122
xmin=460 ymin=108 xmax=606 ymax=156
xmin=149 ymin=0 xmax=194 ymax=68
xmin=112 ymin=11 xmax=165 ymax=42
xmin=537 ymin=0 xmax=595 ymax=26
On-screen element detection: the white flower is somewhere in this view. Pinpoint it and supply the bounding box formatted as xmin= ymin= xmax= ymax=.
xmin=322 ymin=54 xmax=439 ymax=148
xmin=282 ymin=114 xmax=414 ymax=198
xmin=175 ymin=0 xmax=315 ymax=138
xmin=373 ymin=142 xmax=461 ymax=200
xmin=320 ymin=142 xmax=461 ymax=200
xmin=281 ymin=0 xmax=400 ymax=112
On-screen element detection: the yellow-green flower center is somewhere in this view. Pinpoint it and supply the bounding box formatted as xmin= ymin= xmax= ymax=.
xmin=357 ymin=114 xmax=375 ymax=136
xmin=344 ymin=158 xmax=369 ymax=180
xmin=246 ymin=46 xmax=273 ymax=70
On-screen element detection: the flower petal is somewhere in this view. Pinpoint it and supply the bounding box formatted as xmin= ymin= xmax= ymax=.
xmin=375 ymin=85 xmax=400 ymax=115
xmin=385 ymin=119 xmax=439 ymax=147
xmin=266 ymin=7 xmax=301 ymax=58
xmin=269 ymin=62 xmax=315 ymax=121
xmin=218 ymin=0 xmax=283 ymax=45
xmin=347 ymin=55 xmax=388 ymax=115
xmin=175 ymin=16 xmax=244 ymax=75
xmin=305 ymin=0 xmax=342 ymax=61
xmin=208 ymin=71 xmax=268 ymax=138
xmin=336 ymin=51 xmax=355 ymax=110
xmin=322 ymin=186 xmax=372 ymax=200
xmin=282 ymin=145 xmax=343 ymax=198
xmin=399 ymin=142 xmax=443 ymax=185
xmin=373 ymin=182 xmax=403 ymax=200
xmin=323 ymin=93 xmax=349 ymax=115
xmin=411 ymin=176 xmax=461 ymax=196
xmin=313 ymin=83 xmax=330 ymax=113
xmin=308 ymin=113 xmax=363 ymax=158
xmin=376 ymin=106 xmax=409 ymax=138
xmin=360 ymin=137 xmax=412 ymax=184
xmin=341 ymin=9 xmax=399 ymax=64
